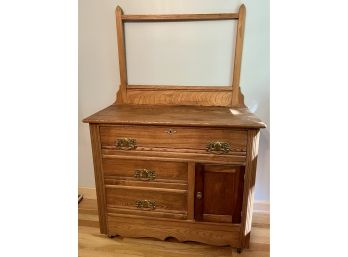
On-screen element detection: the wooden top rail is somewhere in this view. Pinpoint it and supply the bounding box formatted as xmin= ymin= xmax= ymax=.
xmin=122 ymin=13 xmax=239 ymax=22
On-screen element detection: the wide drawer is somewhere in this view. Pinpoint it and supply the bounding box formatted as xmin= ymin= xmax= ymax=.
xmin=102 ymin=158 xmax=187 ymax=183
xmin=105 ymin=185 xmax=187 ymax=219
xmin=99 ymin=125 xmax=247 ymax=154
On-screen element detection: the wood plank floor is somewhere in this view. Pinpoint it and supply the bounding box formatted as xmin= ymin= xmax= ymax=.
xmin=79 ymin=199 xmax=270 ymax=257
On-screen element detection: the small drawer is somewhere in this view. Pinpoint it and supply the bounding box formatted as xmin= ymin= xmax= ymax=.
xmin=105 ymin=185 xmax=187 ymax=219
xmin=102 ymin=158 xmax=187 ymax=183
xmin=99 ymin=125 xmax=247 ymax=154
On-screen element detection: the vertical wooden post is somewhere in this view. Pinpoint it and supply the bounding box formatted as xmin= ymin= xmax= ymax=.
xmin=89 ymin=124 xmax=108 ymax=234
xmin=115 ymin=6 xmax=128 ymax=103
xmin=187 ymin=162 xmax=195 ymax=220
xmin=240 ymin=129 xmax=260 ymax=248
xmin=231 ymin=4 xmax=246 ymax=107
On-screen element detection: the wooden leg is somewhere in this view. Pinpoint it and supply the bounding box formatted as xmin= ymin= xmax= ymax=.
xmin=237 ymin=248 xmax=242 ymax=254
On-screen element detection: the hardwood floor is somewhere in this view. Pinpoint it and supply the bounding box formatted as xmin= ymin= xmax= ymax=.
xmin=78 ymin=199 xmax=269 ymax=257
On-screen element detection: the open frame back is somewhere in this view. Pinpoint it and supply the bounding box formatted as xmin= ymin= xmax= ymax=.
xmin=114 ymin=5 xmax=246 ymax=107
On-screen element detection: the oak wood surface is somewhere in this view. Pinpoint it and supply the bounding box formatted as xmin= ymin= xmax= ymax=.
xmin=115 ymin=6 xmax=127 ymax=103
xmin=101 ymin=150 xmax=247 ymax=164
xmin=187 ymin=162 xmax=195 ymax=220
xmin=79 ymin=198 xmax=270 ymax=257
xmin=89 ymin=125 xmax=107 ymax=234
xmin=99 ymin=125 xmax=247 ymax=153
xmin=107 ymin=213 xmax=241 ymax=247
xmin=105 ymin=185 xmax=187 ymax=214
xmin=83 ymin=105 xmax=266 ymax=129
xmin=194 ymin=164 xmax=244 ymax=224
xmin=231 ymin=4 xmax=246 ymax=106
xmin=122 ymin=13 xmax=239 ymax=22
xmin=202 ymin=165 xmax=244 ymax=223
xmin=108 ymin=206 xmax=188 ymax=220
xmin=126 ymin=88 xmax=234 ymax=106
xmin=78 ymin=187 xmax=270 ymax=213
xmin=240 ymin=130 xmax=260 ymax=248
xmin=104 ymin=178 xmax=187 ymax=190
xmin=102 ymin=158 xmax=188 ymax=182
xmin=78 ymin=199 xmax=270 ymax=257
xmin=127 ymin=85 xmax=233 ymax=91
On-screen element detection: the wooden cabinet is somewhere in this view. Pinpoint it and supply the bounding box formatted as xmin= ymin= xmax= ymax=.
xmin=83 ymin=4 xmax=266 ymax=253
xmin=194 ymin=164 xmax=245 ymax=223
xmin=84 ymin=107 xmax=264 ymax=250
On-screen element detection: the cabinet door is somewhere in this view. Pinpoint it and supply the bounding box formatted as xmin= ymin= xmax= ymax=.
xmin=194 ymin=164 xmax=245 ymax=223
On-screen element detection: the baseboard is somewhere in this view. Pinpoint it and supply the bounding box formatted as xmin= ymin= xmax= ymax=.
xmin=79 ymin=187 xmax=97 ymax=200
xmin=78 ymin=186 xmax=269 ymax=213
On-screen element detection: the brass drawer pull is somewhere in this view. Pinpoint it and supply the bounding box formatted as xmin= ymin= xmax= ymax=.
xmin=115 ymin=138 xmax=137 ymax=150
xmin=134 ymin=169 xmax=156 ymax=181
xmin=135 ymin=200 xmax=156 ymax=210
xmin=206 ymin=141 xmax=231 ymax=154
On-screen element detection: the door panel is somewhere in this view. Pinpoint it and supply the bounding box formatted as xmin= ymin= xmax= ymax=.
xmin=194 ymin=164 xmax=245 ymax=223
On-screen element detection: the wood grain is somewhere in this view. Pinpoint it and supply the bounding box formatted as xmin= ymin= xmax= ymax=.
xmin=104 ymin=178 xmax=187 ymax=190
xmin=79 ymin=199 xmax=270 ymax=256
xmin=102 ymin=158 xmax=188 ymax=182
xmin=115 ymin=6 xmax=127 ymax=103
xmin=187 ymin=162 xmax=195 ymax=220
xmin=126 ymin=88 xmax=233 ymax=106
xmin=79 ymin=187 xmax=270 ymax=213
xmin=240 ymin=129 xmax=260 ymax=248
xmin=83 ymin=104 xmax=266 ymax=129
xmin=122 ymin=13 xmax=239 ymax=22
xmin=102 ymin=151 xmax=247 ymax=166
xmin=89 ymin=124 xmax=107 ymax=234
xmin=194 ymin=164 xmax=244 ymax=224
xmin=126 ymin=85 xmax=234 ymax=107
xmin=231 ymin=4 xmax=246 ymax=107
xmin=127 ymin=85 xmax=233 ymax=91
xmin=99 ymin=125 xmax=247 ymax=153
xmin=108 ymin=206 xmax=187 ymax=220
xmin=107 ymin=213 xmax=241 ymax=247
xmin=105 ymin=185 xmax=187 ymax=214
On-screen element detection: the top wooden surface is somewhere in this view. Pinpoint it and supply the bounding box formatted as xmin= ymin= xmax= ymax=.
xmin=83 ymin=104 xmax=266 ymax=129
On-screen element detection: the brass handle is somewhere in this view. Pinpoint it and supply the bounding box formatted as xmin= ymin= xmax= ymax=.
xmin=135 ymin=200 xmax=156 ymax=210
xmin=134 ymin=169 xmax=156 ymax=181
xmin=115 ymin=138 xmax=137 ymax=150
xmin=206 ymin=141 xmax=230 ymax=154
xmin=196 ymin=192 xmax=203 ymax=200
xmin=165 ymin=128 xmax=176 ymax=135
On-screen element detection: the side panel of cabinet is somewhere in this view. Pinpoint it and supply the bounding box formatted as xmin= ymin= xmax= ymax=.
xmin=89 ymin=124 xmax=108 ymax=234
xmin=194 ymin=164 xmax=245 ymax=223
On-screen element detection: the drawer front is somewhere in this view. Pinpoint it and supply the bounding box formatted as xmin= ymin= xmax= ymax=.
xmin=102 ymin=158 xmax=187 ymax=183
xmin=100 ymin=125 xmax=247 ymax=154
xmin=105 ymin=185 xmax=187 ymax=219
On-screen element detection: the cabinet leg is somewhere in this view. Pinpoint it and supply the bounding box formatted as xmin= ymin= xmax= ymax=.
xmin=237 ymin=248 xmax=242 ymax=254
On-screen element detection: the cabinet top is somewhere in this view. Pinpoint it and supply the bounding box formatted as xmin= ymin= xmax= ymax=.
xmin=83 ymin=104 xmax=266 ymax=129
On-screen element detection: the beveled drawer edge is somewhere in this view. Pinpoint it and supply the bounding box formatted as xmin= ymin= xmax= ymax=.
xmin=102 ymin=154 xmax=246 ymax=165
xmin=107 ymin=211 xmax=187 ymax=220
xmin=99 ymin=124 xmax=249 ymax=132
xmin=107 ymin=205 xmax=187 ymax=215
xmin=105 ymin=184 xmax=187 ymax=194
xmin=104 ymin=175 xmax=187 ymax=184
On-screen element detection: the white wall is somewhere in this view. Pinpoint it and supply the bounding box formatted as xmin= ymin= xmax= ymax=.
xmin=79 ymin=0 xmax=270 ymax=200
